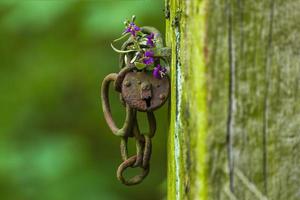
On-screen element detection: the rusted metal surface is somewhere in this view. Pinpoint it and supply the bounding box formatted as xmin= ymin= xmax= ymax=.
xmin=121 ymin=71 xmax=170 ymax=112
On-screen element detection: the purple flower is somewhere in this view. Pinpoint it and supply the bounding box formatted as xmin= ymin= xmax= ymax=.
xmin=143 ymin=50 xmax=154 ymax=65
xmin=144 ymin=50 xmax=154 ymax=57
xmin=146 ymin=33 xmax=155 ymax=47
xmin=125 ymin=22 xmax=141 ymax=37
xmin=144 ymin=57 xmax=154 ymax=65
xmin=153 ymin=64 xmax=167 ymax=79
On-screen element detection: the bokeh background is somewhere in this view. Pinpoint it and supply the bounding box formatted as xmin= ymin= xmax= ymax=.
xmin=0 ymin=1 xmax=168 ymax=200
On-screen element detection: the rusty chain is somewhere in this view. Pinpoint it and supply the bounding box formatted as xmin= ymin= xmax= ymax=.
xmin=101 ymin=67 xmax=156 ymax=186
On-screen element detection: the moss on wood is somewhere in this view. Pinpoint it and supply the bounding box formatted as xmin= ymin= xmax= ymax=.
xmin=167 ymin=0 xmax=300 ymax=199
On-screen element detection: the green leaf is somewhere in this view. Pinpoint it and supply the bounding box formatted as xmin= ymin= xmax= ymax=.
xmin=110 ymin=43 xmax=137 ymax=53
xmin=134 ymin=62 xmax=146 ymax=70
xmin=152 ymin=48 xmax=160 ymax=56
xmin=113 ymin=33 xmax=130 ymax=42
xmin=146 ymin=64 xmax=155 ymax=71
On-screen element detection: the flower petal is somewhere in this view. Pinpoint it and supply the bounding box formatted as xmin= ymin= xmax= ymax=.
xmin=134 ymin=25 xmax=140 ymax=31
xmin=143 ymin=57 xmax=154 ymax=65
xmin=144 ymin=50 xmax=154 ymax=57
xmin=153 ymin=68 xmax=160 ymax=78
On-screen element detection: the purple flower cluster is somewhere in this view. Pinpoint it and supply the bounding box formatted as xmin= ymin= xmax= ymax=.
xmin=146 ymin=33 xmax=155 ymax=47
xmin=143 ymin=50 xmax=154 ymax=65
xmin=119 ymin=17 xmax=167 ymax=79
xmin=153 ymin=64 xmax=167 ymax=79
xmin=125 ymin=22 xmax=140 ymax=37
xmin=142 ymin=50 xmax=166 ymax=78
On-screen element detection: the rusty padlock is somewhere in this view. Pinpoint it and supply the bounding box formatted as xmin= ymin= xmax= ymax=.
xmin=101 ymin=17 xmax=170 ymax=186
xmin=122 ymin=71 xmax=169 ymax=112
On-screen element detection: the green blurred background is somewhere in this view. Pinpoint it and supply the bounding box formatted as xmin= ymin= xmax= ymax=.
xmin=0 ymin=1 xmax=168 ymax=200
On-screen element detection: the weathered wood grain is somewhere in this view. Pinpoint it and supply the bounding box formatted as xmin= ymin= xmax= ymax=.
xmin=167 ymin=0 xmax=300 ymax=199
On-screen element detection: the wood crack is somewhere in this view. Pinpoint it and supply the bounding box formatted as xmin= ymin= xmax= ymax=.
xmin=262 ymin=0 xmax=275 ymax=196
xmin=226 ymin=0 xmax=236 ymax=194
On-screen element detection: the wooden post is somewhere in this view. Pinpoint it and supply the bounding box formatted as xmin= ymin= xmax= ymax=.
xmin=166 ymin=0 xmax=300 ymax=199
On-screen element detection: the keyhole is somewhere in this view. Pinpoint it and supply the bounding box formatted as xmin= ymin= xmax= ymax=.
xmin=145 ymin=97 xmax=151 ymax=108
xmin=141 ymin=81 xmax=152 ymax=108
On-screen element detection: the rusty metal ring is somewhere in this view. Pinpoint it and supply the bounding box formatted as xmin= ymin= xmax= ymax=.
xmin=132 ymin=112 xmax=155 ymax=167
xmin=133 ymin=121 xmax=144 ymax=167
xmin=117 ymin=155 xmax=150 ymax=186
xmin=114 ymin=66 xmax=135 ymax=93
xmin=146 ymin=112 xmax=156 ymax=138
xmin=120 ymin=137 xmax=129 ymax=161
xmin=101 ymin=73 xmax=136 ymax=137
xmin=142 ymin=136 xmax=152 ymax=168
